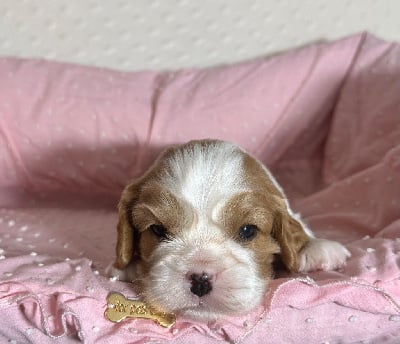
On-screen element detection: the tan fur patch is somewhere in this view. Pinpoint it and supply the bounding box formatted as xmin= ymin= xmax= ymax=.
xmin=132 ymin=187 xmax=194 ymax=267
xmin=220 ymin=191 xmax=280 ymax=279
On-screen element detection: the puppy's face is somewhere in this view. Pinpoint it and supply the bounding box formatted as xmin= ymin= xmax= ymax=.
xmin=114 ymin=140 xmax=310 ymax=321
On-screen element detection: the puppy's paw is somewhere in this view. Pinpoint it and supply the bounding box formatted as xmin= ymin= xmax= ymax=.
xmin=105 ymin=262 xmax=137 ymax=282
xmin=297 ymin=239 xmax=351 ymax=272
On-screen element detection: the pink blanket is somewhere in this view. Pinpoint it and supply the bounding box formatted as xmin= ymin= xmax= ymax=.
xmin=0 ymin=32 xmax=399 ymax=343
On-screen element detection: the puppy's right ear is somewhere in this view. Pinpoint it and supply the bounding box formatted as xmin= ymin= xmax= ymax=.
xmin=114 ymin=181 xmax=140 ymax=270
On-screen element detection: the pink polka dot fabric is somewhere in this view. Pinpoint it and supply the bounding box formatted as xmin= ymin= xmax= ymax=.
xmin=0 ymin=32 xmax=399 ymax=343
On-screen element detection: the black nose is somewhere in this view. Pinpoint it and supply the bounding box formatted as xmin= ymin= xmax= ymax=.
xmin=190 ymin=273 xmax=212 ymax=297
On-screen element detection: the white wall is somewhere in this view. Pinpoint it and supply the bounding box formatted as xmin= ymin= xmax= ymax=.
xmin=0 ymin=0 xmax=399 ymax=70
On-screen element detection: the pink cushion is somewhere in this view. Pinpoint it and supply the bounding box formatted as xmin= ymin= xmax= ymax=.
xmin=0 ymin=32 xmax=399 ymax=343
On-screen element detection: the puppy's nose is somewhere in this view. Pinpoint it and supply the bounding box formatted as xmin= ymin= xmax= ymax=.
xmin=189 ymin=272 xmax=212 ymax=297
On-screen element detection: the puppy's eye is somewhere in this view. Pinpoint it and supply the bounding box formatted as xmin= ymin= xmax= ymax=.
xmin=239 ymin=224 xmax=258 ymax=240
xmin=149 ymin=224 xmax=169 ymax=240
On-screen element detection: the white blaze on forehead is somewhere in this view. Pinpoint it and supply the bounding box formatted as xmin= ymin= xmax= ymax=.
xmin=162 ymin=141 xmax=247 ymax=216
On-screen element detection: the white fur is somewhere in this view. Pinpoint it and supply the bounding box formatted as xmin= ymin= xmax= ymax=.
xmin=297 ymin=238 xmax=351 ymax=272
xmin=106 ymin=261 xmax=137 ymax=282
xmin=163 ymin=141 xmax=248 ymax=213
xmin=143 ymin=225 xmax=266 ymax=320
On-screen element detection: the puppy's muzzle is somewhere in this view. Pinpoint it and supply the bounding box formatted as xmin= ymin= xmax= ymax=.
xmin=189 ymin=272 xmax=212 ymax=297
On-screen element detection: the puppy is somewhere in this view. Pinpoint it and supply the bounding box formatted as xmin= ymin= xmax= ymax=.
xmin=110 ymin=140 xmax=350 ymax=321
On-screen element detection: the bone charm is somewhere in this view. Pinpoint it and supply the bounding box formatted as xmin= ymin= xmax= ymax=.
xmin=105 ymin=292 xmax=176 ymax=328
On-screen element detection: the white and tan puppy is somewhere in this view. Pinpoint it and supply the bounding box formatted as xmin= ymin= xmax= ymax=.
xmin=110 ymin=140 xmax=350 ymax=321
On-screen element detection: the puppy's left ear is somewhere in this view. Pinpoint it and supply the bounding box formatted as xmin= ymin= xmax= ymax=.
xmin=114 ymin=181 xmax=140 ymax=270
xmin=272 ymin=205 xmax=310 ymax=272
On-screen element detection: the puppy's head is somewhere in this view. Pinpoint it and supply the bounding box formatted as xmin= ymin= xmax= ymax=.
xmin=114 ymin=140 xmax=309 ymax=321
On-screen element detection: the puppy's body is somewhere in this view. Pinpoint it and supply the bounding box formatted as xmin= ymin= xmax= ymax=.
xmin=110 ymin=140 xmax=350 ymax=321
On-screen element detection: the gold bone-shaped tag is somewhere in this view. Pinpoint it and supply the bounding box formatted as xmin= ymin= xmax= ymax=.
xmin=105 ymin=292 xmax=176 ymax=328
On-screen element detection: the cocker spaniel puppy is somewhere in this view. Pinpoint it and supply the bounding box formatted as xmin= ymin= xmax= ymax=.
xmin=110 ymin=140 xmax=350 ymax=321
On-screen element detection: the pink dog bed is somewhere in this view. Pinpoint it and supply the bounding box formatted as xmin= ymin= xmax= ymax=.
xmin=0 ymin=32 xmax=399 ymax=343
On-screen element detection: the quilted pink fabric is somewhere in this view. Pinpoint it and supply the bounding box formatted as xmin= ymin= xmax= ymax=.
xmin=0 ymin=32 xmax=399 ymax=343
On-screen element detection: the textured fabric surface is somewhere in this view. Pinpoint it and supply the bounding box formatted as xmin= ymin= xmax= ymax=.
xmin=0 ymin=33 xmax=399 ymax=343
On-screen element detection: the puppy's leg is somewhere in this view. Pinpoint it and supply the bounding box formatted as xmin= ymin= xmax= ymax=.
xmin=275 ymin=209 xmax=351 ymax=273
xmin=292 ymin=213 xmax=351 ymax=272
xmin=297 ymin=238 xmax=351 ymax=272
xmin=105 ymin=261 xmax=137 ymax=282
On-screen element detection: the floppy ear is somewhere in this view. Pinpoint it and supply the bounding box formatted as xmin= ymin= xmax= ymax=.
xmin=272 ymin=207 xmax=310 ymax=272
xmin=238 ymin=150 xmax=312 ymax=272
xmin=114 ymin=181 xmax=140 ymax=270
